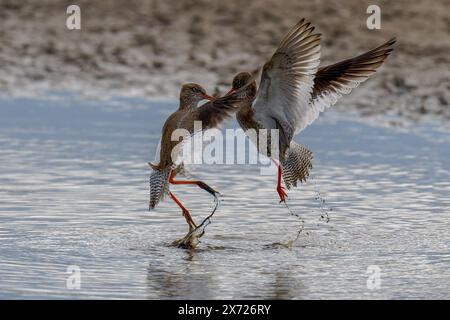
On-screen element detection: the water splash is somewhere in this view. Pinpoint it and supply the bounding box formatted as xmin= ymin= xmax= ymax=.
xmin=310 ymin=175 xmax=332 ymax=223
xmin=170 ymin=193 xmax=221 ymax=249
xmin=269 ymin=174 xmax=333 ymax=249
xmin=267 ymin=200 xmax=305 ymax=249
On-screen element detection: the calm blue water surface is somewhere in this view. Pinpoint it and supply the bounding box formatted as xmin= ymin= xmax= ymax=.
xmin=0 ymin=96 xmax=449 ymax=299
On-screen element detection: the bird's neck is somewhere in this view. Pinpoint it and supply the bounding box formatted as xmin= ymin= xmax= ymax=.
xmin=236 ymin=103 xmax=257 ymax=131
xmin=179 ymin=96 xmax=198 ymax=110
xmin=237 ymin=103 xmax=254 ymax=118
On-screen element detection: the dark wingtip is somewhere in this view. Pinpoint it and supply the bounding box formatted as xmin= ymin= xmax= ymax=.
xmin=386 ymin=37 xmax=397 ymax=48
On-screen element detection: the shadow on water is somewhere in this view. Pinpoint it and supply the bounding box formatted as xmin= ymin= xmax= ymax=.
xmin=145 ymin=243 xmax=307 ymax=299
xmin=146 ymin=249 xmax=215 ymax=299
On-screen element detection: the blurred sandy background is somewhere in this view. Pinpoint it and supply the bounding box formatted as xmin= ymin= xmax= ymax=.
xmin=0 ymin=0 xmax=449 ymax=122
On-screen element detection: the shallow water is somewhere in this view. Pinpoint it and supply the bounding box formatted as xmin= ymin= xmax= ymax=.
xmin=0 ymin=96 xmax=449 ymax=299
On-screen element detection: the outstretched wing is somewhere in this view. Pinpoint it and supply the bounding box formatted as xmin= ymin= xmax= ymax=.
xmin=309 ymin=38 xmax=396 ymax=122
xmin=170 ymin=83 xmax=257 ymax=167
xmin=180 ymin=82 xmax=257 ymax=132
xmin=252 ymin=19 xmax=321 ymax=146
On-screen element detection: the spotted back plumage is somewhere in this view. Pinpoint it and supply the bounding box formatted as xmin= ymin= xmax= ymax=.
xmin=281 ymin=142 xmax=313 ymax=189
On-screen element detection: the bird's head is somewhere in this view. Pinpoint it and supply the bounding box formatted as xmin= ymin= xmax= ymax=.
xmin=228 ymin=72 xmax=253 ymax=93
xmin=226 ymin=72 xmax=257 ymax=99
xmin=179 ymin=83 xmax=214 ymax=108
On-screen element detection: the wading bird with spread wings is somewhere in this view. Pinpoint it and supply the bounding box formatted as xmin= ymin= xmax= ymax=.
xmin=149 ymin=83 xmax=256 ymax=232
xmin=227 ymin=19 xmax=395 ymax=203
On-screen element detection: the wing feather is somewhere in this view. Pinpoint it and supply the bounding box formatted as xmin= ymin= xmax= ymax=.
xmin=170 ymin=84 xmax=257 ymax=166
xmin=308 ymin=38 xmax=396 ymax=126
xmin=176 ymin=84 xmax=257 ymax=133
xmin=253 ymin=19 xmax=321 ymax=146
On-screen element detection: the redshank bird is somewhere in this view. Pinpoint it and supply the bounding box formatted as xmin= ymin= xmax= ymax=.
xmin=228 ymin=18 xmax=395 ymax=203
xmin=149 ymin=82 xmax=256 ymax=232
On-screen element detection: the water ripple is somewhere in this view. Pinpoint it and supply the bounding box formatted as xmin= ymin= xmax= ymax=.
xmin=0 ymin=98 xmax=449 ymax=299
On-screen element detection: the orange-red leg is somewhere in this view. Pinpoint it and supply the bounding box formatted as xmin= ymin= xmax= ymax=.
xmin=168 ymin=191 xmax=197 ymax=230
xmin=274 ymin=161 xmax=288 ymax=203
xmin=168 ymin=170 xmax=219 ymax=196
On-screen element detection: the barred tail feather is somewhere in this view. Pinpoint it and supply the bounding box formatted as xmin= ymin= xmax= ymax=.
xmin=281 ymin=142 xmax=313 ymax=189
xmin=149 ymin=167 xmax=171 ymax=210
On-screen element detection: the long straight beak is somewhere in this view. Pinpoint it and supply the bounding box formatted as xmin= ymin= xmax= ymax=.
xmin=202 ymin=94 xmax=215 ymax=101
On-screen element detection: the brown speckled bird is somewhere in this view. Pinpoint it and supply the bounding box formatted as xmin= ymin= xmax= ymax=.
xmin=228 ymin=18 xmax=395 ymax=203
xmin=149 ymin=82 xmax=256 ymax=231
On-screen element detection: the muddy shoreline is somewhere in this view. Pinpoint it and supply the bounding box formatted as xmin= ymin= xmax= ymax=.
xmin=0 ymin=0 xmax=449 ymax=123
